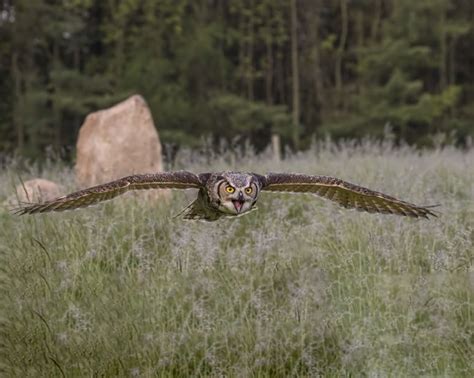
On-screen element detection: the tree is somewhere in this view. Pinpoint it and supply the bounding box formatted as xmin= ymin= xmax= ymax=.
xmin=290 ymin=0 xmax=300 ymax=148
xmin=1 ymin=0 xmax=473 ymax=158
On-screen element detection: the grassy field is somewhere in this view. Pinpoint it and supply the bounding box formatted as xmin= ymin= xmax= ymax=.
xmin=1 ymin=140 xmax=473 ymax=376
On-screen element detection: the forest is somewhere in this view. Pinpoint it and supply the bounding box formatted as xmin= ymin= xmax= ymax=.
xmin=0 ymin=0 xmax=473 ymax=159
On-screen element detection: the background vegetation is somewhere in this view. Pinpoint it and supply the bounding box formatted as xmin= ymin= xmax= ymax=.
xmin=1 ymin=0 xmax=473 ymax=159
xmin=1 ymin=140 xmax=473 ymax=375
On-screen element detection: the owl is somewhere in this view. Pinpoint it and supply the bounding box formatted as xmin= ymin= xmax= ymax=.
xmin=14 ymin=171 xmax=437 ymax=221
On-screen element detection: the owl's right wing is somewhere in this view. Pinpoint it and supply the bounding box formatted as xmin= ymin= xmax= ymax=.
xmin=15 ymin=171 xmax=203 ymax=215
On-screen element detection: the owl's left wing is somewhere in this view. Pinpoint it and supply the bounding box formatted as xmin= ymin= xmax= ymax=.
xmin=259 ymin=173 xmax=437 ymax=219
xmin=15 ymin=171 xmax=202 ymax=215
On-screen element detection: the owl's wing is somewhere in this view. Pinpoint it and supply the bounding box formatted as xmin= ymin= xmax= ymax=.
xmin=260 ymin=173 xmax=437 ymax=219
xmin=15 ymin=171 xmax=202 ymax=215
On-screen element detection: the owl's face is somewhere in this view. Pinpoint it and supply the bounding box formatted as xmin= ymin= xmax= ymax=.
xmin=212 ymin=173 xmax=259 ymax=215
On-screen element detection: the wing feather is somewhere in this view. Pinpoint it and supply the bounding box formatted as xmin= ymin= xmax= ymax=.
xmin=15 ymin=171 xmax=202 ymax=215
xmin=261 ymin=173 xmax=437 ymax=219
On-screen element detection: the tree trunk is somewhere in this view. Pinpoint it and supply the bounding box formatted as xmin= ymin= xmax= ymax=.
xmin=52 ymin=41 xmax=61 ymax=152
xmin=12 ymin=51 xmax=24 ymax=153
xmin=290 ymin=0 xmax=300 ymax=148
xmin=73 ymin=44 xmax=80 ymax=71
xmin=310 ymin=1 xmax=324 ymax=119
xmin=355 ymin=9 xmax=364 ymax=48
xmin=448 ymin=37 xmax=457 ymax=86
xmin=237 ymin=9 xmax=245 ymax=97
xmin=217 ymin=0 xmax=227 ymax=91
xmin=265 ymin=32 xmax=273 ymax=105
xmin=354 ymin=8 xmax=364 ymax=107
xmin=335 ymin=0 xmax=348 ymax=110
xmin=439 ymin=10 xmax=448 ymax=90
xmin=265 ymin=25 xmax=280 ymax=161
xmin=246 ymin=0 xmax=255 ymax=100
xmin=370 ymin=0 xmax=382 ymax=42
xmin=276 ymin=45 xmax=286 ymax=104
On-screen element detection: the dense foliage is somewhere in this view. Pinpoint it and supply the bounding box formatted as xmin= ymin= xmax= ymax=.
xmin=1 ymin=0 xmax=473 ymax=158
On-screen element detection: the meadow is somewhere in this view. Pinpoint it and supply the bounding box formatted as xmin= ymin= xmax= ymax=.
xmin=1 ymin=139 xmax=473 ymax=376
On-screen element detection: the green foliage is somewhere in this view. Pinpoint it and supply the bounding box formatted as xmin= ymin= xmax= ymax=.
xmin=209 ymin=94 xmax=292 ymax=148
xmin=0 ymin=0 xmax=473 ymax=157
xmin=322 ymin=0 xmax=472 ymax=145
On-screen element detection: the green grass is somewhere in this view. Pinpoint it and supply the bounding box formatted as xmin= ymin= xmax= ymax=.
xmin=1 ymin=140 xmax=473 ymax=376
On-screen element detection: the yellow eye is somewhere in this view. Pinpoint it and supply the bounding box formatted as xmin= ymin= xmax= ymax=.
xmin=245 ymin=187 xmax=252 ymax=194
xmin=225 ymin=186 xmax=235 ymax=193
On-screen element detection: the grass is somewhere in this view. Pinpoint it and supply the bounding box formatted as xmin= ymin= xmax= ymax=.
xmin=1 ymin=139 xmax=473 ymax=376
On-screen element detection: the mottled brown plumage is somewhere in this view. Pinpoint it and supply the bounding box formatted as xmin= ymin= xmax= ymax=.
xmin=15 ymin=171 xmax=437 ymax=221
xmin=15 ymin=172 xmax=201 ymax=214
xmin=261 ymin=173 xmax=436 ymax=218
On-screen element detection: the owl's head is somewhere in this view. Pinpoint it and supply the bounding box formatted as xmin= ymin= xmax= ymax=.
xmin=213 ymin=172 xmax=260 ymax=215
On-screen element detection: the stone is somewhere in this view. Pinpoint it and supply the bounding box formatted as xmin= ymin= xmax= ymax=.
xmin=12 ymin=178 xmax=63 ymax=203
xmin=75 ymin=95 xmax=165 ymax=189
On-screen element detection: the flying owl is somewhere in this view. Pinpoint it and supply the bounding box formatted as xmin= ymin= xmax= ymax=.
xmin=14 ymin=171 xmax=437 ymax=221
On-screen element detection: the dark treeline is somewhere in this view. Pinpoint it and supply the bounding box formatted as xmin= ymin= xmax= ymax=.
xmin=1 ymin=0 xmax=473 ymax=159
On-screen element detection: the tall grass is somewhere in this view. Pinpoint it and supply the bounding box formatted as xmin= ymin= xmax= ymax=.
xmin=1 ymin=139 xmax=473 ymax=376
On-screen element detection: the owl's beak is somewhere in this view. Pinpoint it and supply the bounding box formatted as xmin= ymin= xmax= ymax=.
xmin=232 ymin=200 xmax=244 ymax=212
xmin=232 ymin=192 xmax=245 ymax=212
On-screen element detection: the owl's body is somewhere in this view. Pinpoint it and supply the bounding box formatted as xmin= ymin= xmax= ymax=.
xmin=180 ymin=172 xmax=263 ymax=221
xmin=15 ymin=171 xmax=438 ymax=220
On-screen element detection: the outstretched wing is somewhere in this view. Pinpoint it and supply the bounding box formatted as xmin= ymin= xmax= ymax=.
xmin=15 ymin=171 xmax=202 ymax=215
xmin=260 ymin=173 xmax=437 ymax=219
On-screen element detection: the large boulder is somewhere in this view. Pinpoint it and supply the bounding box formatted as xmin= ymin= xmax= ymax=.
xmin=75 ymin=95 xmax=165 ymax=189
xmin=12 ymin=178 xmax=63 ymax=204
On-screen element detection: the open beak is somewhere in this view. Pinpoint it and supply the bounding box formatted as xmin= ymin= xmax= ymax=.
xmin=232 ymin=192 xmax=245 ymax=213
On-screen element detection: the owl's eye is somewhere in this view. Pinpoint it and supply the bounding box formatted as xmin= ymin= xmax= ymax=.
xmin=225 ymin=186 xmax=235 ymax=193
xmin=245 ymin=187 xmax=253 ymax=194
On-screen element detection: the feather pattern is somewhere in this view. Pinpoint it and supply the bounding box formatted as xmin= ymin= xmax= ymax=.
xmin=260 ymin=173 xmax=437 ymax=219
xmin=13 ymin=170 xmax=437 ymax=220
xmin=15 ymin=171 xmax=201 ymax=215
